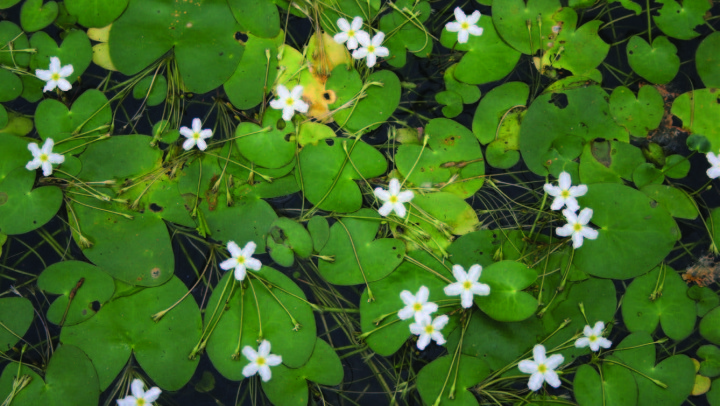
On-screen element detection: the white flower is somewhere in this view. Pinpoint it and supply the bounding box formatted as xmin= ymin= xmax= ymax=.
xmin=334 ymin=17 xmax=370 ymax=50
xmin=26 ymin=138 xmax=65 ymax=177
xmin=398 ymin=286 xmax=438 ymax=323
xmin=555 ymin=208 xmax=599 ymax=249
xmin=352 ymin=31 xmax=389 ymax=68
xmin=575 ymin=321 xmax=612 ymax=352
xmin=518 ymin=344 xmax=564 ymax=392
xmin=269 ymin=84 xmax=309 ymax=121
xmin=219 ymin=241 xmax=262 ymax=281
xmin=707 ymin=152 xmax=720 ymax=179
xmin=445 ymin=7 xmax=484 ymax=44
xmin=35 ymin=56 xmax=73 ymax=93
xmin=374 ymin=178 xmax=414 ymax=218
xmin=409 ymin=314 xmax=449 ymax=350
xmin=179 ymin=118 xmax=213 ymax=151
xmin=116 ymin=378 xmax=161 ymax=406
xmin=543 ymin=171 xmax=587 ymax=212
xmin=242 ymin=340 xmax=283 ymax=382
xmin=443 ymin=264 xmax=490 ymax=308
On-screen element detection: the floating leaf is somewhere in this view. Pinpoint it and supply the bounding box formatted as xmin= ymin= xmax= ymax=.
xmin=267 ymin=217 xmax=313 ymax=267
xmin=579 ymin=140 xmax=644 ymax=184
xmin=205 ymin=268 xmax=317 ymax=380
xmin=0 ymin=297 xmax=33 ymax=351
xmin=61 ymin=277 xmax=201 ymax=390
xmin=0 ymin=69 xmax=22 ymax=102
xmin=228 ymin=0 xmax=279 ymax=39
xmin=262 ymin=339 xmax=343 ymax=406
xmin=573 ymin=359 xmax=638 ymax=406
xmin=701 ymin=306 xmax=720 ymax=345
xmin=30 ymin=29 xmax=92 ymax=84
xmin=688 ymin=285 xmax=720 ymax=317
xmin=20 ymin=0 xmax=58 ymax=32
xmin=307 ymin=215 xmax=329 ymax=253
xmin=610 ymin=85 xmax=664 ymax=137
xmin=417 ymin=355 xmax=490 ymax=406
xmin=696 ymin=32 xmax=720 ymax=88
xmin=235 ymin=108 xmax=295 ymax=169
xmin=64 ymin=0 xmax=128 ymax=27
xmin=626 ymin=35 xmax=679 ymax=84
xmin=38 ymin=260 xmax=115 ymax=326
xmin=641 ymin=184 xmax=698 ymax=220
xmin=622 ymin=266 xmax=696 ymax=340
xmin=473 ymin=260 xmax=537 ymax=322
xmin=698 ymin=345 xmax=720 ymax=378
xmin=332 ymin=70 xmax=400 ymax=134
xmin=224 ymin=32 xmax=282 ymax=110
xmin=0 ymin=345 xmax=99 ymax=406
xmin=673 ymin=90 xmax=720 ymax=153
xmin=492 ymin=0 xmax=562 ymax=55
xmin=0 ymin=167 xmax=63 ymax=235
xmin=132 ymin=74 xmax=167 ymax=107
xmin=379 ymin=0 xmax=432 ymax=68
xmin=318 ymin=209 xmax=405 ymax=285
xmin=653 ymin=0 xmax=710 ymax=40
xmin=297 ymin=138 xmax=386 ymax=213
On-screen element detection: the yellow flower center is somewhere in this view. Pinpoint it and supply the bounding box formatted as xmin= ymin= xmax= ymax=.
xmin=573 ymin=223 xmax=582 ymax=232
xmin=348 ymin=30 xmax=355 ymax=37
xmin=413 ymin=302 xmax=422 ymax=311
xmin=40 ymin=153 xmax=49 ymax=162
xmin=561 ymin=190 xmax=570 ymax=198
xmin=463 ymin=280 xmax=472 ymax=290
xmin=589 ymin=335 xmax=597 ymax=342
xmin=367 ymin=45 xmax=375 ymax=53
xmin=461 ymin=22 xmax=469 ymax=30
xmin=136 ymin=399 xmax=146 ymax=406
xmin=51 ymin=72 xmax=60 ymax=81
xmin=538 ymin=364 xmax=547 ymax=373
xmin=389 ymin=195 xmax=398 ymax=203
xmin=286 ymin=98 xmax=294 ymax=106
xmin=238 ymin=256 xmax=246 ymax=264
xmin=193 ymin=132 xmax=200 ymax=140
xmin=424 ymin=325 xmax=434 ymax=334
xmin=256 ymin=356 xmax=266 ymax=366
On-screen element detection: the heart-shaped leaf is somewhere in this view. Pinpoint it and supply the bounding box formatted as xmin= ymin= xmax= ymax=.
xmin=332 ymin=70 xmax=400 ymax=134
xmin=30 ymin=30 xmax=92 ymax=84
xmin=20 ymin=0 xmax=58 ymax=32
xmin=701 ymin=306 xmax=720 ymax=345
xmin=473 ymin=260 xmax=537 ymax=322
xmin=573 ymin=359 xmax=638 ymax=406
xmin=0 ymin=297 xmax=34 ymax=351
xmin=0 ymin=167 xmax=63 ymax=235
xmin=417 ymin=355 xmax=491 ymax=406
xmin=64 ymin=0 xmax=128 ymax=28
xmin=653 ymin=0 xmax=710 ymax=40
xmin=610 ymin=85 xmax=664 ymax=138
xmin=626 ymin=35 xmax=679 ymax=84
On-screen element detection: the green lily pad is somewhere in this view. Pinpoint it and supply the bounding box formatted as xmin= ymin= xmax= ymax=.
xmin=447 ymin=230 xmax=502 ymax=268
xmin=205 ymin=268 xmax=317 ymax=379
xmin=417 ymin=355 xmax=491 ymax=406
xmin=36 ymin=89 xmax=112 ymax=153
xmin=701 ymin=306 xmax=720 ymax=345
xmin=0 ymin=21 xmax=30 ymax=68
xmin=61 ymin=277 xmax=201 ymax=390
xmin=621 ymin=266 xmax=696 ymax=341
xmin=472 ymin=82 xmax=528 ymax=145
xmin=640 ymin=184 xmax=698 ymax=220
xmin=132 ymin=74 xmax=167 ymax=107
xmin=696 ymin=32 xmax=720 ymax=89
xmin=266 ymin=217 xmax=313 ymax=267
xmin=711 ymin=380 xmax=720 ymax=406
xmin=688 ymin=285 xmax=719 ymax=317
xmin=69 ymin=194 xmax=174 ymax=287
xmin=0 ymin=69 xmax=22 ymax=102
xmin=64 ymin=0 xmax=127 ymax=27
xmin=30 ymin=30 xmax=92 ymax=84
xmin=492 ymin=0 xmax=562 ymax=55
xmin=610 ymin=85 xmax=664 ymax=138
xmin=325 ymin=64 xmax=363 ymax=118
xmin=614 ymin=332 xmax=695 ymax=406
xmin=440 ymin=11 xmax=520 ymax=85
xmin=37 ymin=260 xmax=115 ymax=326
xmin=0 ymin=167 xmax=63 ymax=235
xmin=653 ymin=0 xmax=710 ymax=40
xmin=235 ymin=108 xmax=295 ymax=169
xmin=307 ymin=215 xmax=329 ymax=253
xmin=673 ymin=89 xmax=720 ymax=153
xmin=202 ymin=193 xmax=277 ymax=254
xmin=332 ymin=70 xmax=400 ymax=134
xmin=20 ymin=0 xmax=58 ymax=32
xmin=573 ymin=359 xmax=638 ymax=406
xmin=579 ymin=140 xmax=644 ymax=184
xmin=262 ymin=339 xmax=343 ymax=406
xmin=0 ymin=135 xmax=32 ymax=181
xmin=0 ymin=297 xmax=33 ymax=351
xmin=443 ymin=64 xmax=481 ymax=105
xmin=109 ymin=0 xmax=244 ymax=94
xmin=297 ymin=138 xmax=386 ymax=213
xmin=224 ymin=32 xmax=282 ymax=110
xmin=378 ymin=0 xmax=432 ymax=68
xmin=573 ymin=183 xmax=679 ymax=279
xmin=633 ymin=162 xmax=664 ymax=188
xmin=436 ymin=91 xmax=463 ymax=119
xmin=297 ymin=122 xmax=335 ymax=146
xmin=0 ymin=113 xmax=33 ymax=137
xmin=318 ymin=209 xmax=405 ymax=285
xmin=519 ymin=82 xmax=627 ymax=176
xmin=0 ymin=345 xmax=99 ymax=406
xmin=228 ymin=0 xmax=279 ymax=39
xmin=359 ymin=250 xmax=452 ymax=356
xmin=609 ymin=0 xmax=641 ymax=14
xmin=396 ymin=118 xmax=485 ymax=198
xmin=698 ymin=345 xmax=720 ymax=378
xmin=626 ymin=35 xmax=679 ymax=84
xmin=0 ymin=105 xmax=6 ymax=129
xmin=77 ymin=134 xmax=161 ymax=181
xmin=473 ymin=260 xmax=537 ymax=322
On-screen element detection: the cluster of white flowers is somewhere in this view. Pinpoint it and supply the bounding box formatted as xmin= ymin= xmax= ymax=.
xmin=445 ymin=8 xmax=484 ymax=44
xmin=397 ymin=264 xmax=490 ymax=350
xmin=544 ymin=172 xmax=598 ymax=249
xmin=333 ymin=17 xmax=389 ymax=68
xmin=519 ymin=322 xmax=611 ymax=392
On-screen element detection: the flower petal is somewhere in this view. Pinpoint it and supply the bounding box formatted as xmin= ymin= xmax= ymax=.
xmin=346 ymin=36 xmax=359 ymax=50
xmin=470 ymin=282 xmax=490 ymax=296
xmin=234 ymin=265 xmax=247 ymax=281
xmin=397 ymin=306 xmax=415 ymax=320
xmin=242 ymin=362 xmax=260 ymax=378
xmin=399 ymin=290 xmax=415 ymax=305
xmin=41 ymin=161 xmax=53 ymax=176
xmin=528 ymin=372 xmax=545 ymax=391
xmin=352 ymin=48 xmax=368 ymax=60
xmin=580 ymin=226 xmax=598 ymax=240
xmin=57 ymin=78 xmax=72 ymax=92
xmin=598 ymin=337 xmax=612 ymax=349
xmin=374 ymin=46 xmax=390 ymax=58
xmin=269 ymin=98 xmax=285 ymax=110
xmin=558 ymin=172 xmax=572 ymax=190
xmin=392 ymin=202 xmax=407 ymax=218
xmin=242 ymin=345 xmax=258 ymax=361
xmin=258 ymin=365 xmax=272 ymax=382
xmin=35 ymin=69 xmax=52 ymax=81
xmin=245 ymin=257 xmax=262 ymax=271
xmin=555 ymin=224 xmax=574 ymax=237
xmin=466 ymin=10 xmax=481 ymax=25
xmin=26 ymin=158 xmax=41 ymax=171
xmin=570 ymin=184 xmax=588 ymax=197
xmin=28 ymin=142 xmax=41 ymax=156
xmin=409 ymin=321 xmax=424 ymax=335
xmin=432 ymin=314 xmax=449 ymax=330
xmin=374 ymin=187 xmax=391 ymax=202
xmin=366 ymin=52 xmax=377 ymax=67
xmin=469 ymin=26 xmax=483 ymax=36
xmin=241 ymin=241 xmax=257 ymax=258
xmin=563 ymin=197 xmax=580 ymax=213
xmin=457 ymin=30 xmax=469 ymax=44
xmin=377 ymin=202 xmax=393 ymax=217
xmin=571 ymin=232 xmax=584 ymax=249
xmin=199 ymin=129 xmax=213 ymax=139
xmin=416 ymin=333 xmax=431 ymax=350
xmin=282 ymin=106 xmax=295 ymax=121
xmin=49 ymin=57 xmax=61 ymax=72
xmin=431 ymin=331 xmax=446 ymax=345
xmin=354 ymin=30 xmax=370 ymax=47
xmin=276 ymin=84 xmax=290 ymax=99
xmin=266 ymin=354 xmax=282 ymax=366
xmin=460 ymin=290 xmax=474 ymax=308
xmin=518 ymin=360 xmax=538 ymax=374
xmin=583 ymin=324 xmax=595 ymax=337
xmin=117 ymin=397 xmax=136 ymax=406
xmin=196 ymin=138 xmax=207 ymax=151
xmin=575 ymin=337 xmax=590 ymax=348
xmin=550 ymin=197 xmax=567 ymax=211
xmin=593 ymin=321 xmax=605 ymax=335
xmin=58 ymin=64 xmax=74 ymax=78
xmin=293 ymin=99 xmax=309 ymax=114
xmin=544 ymin=370 xmax=562 ymax=388
xmin=577 ymin=208 xmax=593 ymax=225
xmin=453 ymin=7 xmax=467 ymax=23
xmin=707 ymin=167 xmax=720 ymax=179
xmin=334 ymin=32 xmax=349 ymax=44
xmin=532 ymin=344 xmax=547 ymax=364
xmin=42 ymin=138 xmax=55 ymax=155
xmin=467 ymin=264 xmax=482 ymax=282
xmin=545 ymin=353 xmax=564 ymax=370
xmin=416 ymin=286 xmax=429 ymax=303
xmin=290 ymin=85 xmax=304 ymax=100
xmin=219 ymin=257 xmax=238 ymax=271
xmin=337 ymin=18 xmax=350 ymax=32
xmin=443 ymin=282 xmax=463 ymax=297
xmin=43 ymin=81 xmax=57 ymax=92
xmin=48 ymin=153 xmax=65 ymax=164
xmin=350 ymin=16 xmax=363 ymax=30
xmin=562 ymin=209 xmax=578 ymax=223
xmin=372 ymin=32 xmax=385 ymax=46
xmin=445 ymin=22 xmax=462 ymax=32
xmin=131 ymin=379 xmax=145 ymax=399
xmin=143 ymin=387 xmax=161 ymax=402
xmin=258 ymin=340 xmax=271 ymax=357
xmin=396 ymin=190 xmax=414 ymax=203
xmin=451 ymin=264 xmax=468 ymax=282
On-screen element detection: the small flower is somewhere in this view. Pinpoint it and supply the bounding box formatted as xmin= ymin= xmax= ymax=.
xmin=398 ymin=286 xmax=438 ymax=323
xmin=333 ymin=17 xmax=370 ymax=50
xmin=269 ymin=84 xmax=309 ymax=121
xmin=443 ymin=264 xmax=490 ymax=308
xmin=543 ymin=171 xmax=587 ymax=212
xmin=242 ymin=340 xmax=283 ymax=382
xmin=26 ymin=138 xmax=65 ymax=177
xmin=35 ymin=56 xmax=74 ymax=93
xmin=219 ymin=241 xmax=262 ymax=281
xmin=445 ymin=7 xmax=484 ymax=44
xmin=374 ymin=178 xmax=414 ymax=218
xmin=556 ymin=208 xmax=599 ymax=249
xmin=518 ymin=344 xmax=564 ymax=392
xmin=352 ymin=32 xmax=389 ymax=68
xmin=575 ymin=321 xmax=612 ymax=352
xmin=409 ymin=314 xmax=449 ymax=350
xmin=179 ymin=118 xmax=213 ymax=151
xmin=707 ymin=152 xmax=720 ymax=179
xmin=116 ymin=378 xmax=161 ymax=406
